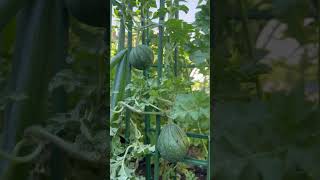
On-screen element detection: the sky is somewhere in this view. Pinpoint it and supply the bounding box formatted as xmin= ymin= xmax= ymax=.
xmin=152 ymin=0 xmax=200 ymax=23
xmin=112 ymin=0 xmax=201 ymax=25
xmin=180 ymin=0 xmax=200 ymax=23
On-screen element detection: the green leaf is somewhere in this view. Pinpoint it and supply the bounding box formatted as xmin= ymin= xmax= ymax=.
xmin=152 ymin=7 xmax=167 ymax=19
xmin=170 ymin=91 xmax=209 ymax=128
xmin=165 ymin=19 xmax=193 ymax=44
xmin=189 ymin=50 xmax=209 ymax=65
xmin=178 ymin=5 xmax=189 ymax=14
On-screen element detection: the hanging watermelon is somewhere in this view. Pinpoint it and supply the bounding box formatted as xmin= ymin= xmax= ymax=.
xmin=157 ymin=123 xmax=189 ymax=162
xmin=128 ymin=45 xmax=154 ymax=70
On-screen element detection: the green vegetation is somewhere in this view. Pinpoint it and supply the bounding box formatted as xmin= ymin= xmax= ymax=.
xmin=111 ymin=0 xmax=210 ymax=179
xmin=0 ymin=0 xmax=107 ymax=179
xmin=213 ymin=0 xmax=320 ymax=179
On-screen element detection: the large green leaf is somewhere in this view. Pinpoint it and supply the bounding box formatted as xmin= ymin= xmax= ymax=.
xmin=189 ymin=50 xmax=209 ymax=65
xmin=165 ymin=19 xmax=194 ymax=44
xmin=170 ymin=91 xmax=209 ymax=129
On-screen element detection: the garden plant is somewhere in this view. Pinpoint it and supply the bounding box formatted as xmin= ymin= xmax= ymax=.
xmin=110 ymin=0 xmax=210 ymax=179
xmin=0 ymin=0 xmax=107 ymax=179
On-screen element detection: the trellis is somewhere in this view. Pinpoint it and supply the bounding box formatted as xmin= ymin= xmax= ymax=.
xmin=113 ymin=0 xmax=320 ymax=179
xmin=112 ymin=0 xmax=210 ymax=179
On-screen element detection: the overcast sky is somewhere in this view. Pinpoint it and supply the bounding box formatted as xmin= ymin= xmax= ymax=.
xmin=112 ymin=0 xmax=201 ymax=25
xmin=152 ymin=0 xmax=200 ymax=23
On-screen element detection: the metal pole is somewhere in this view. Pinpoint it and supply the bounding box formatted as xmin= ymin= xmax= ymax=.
xmin=210 ymin=0 xmax=214 ymax=179
xmin=154 ymin=0 xmax=165 ymax=179
xmin=173 ymin=1 xmax=179 ymax=178
xmin=141 ymin=2 xmax=152 ymax=179
xmin=125 ymin=2 xmax=133 ymax=144
xmin=174 ymin=0 xmax=179 ymax=77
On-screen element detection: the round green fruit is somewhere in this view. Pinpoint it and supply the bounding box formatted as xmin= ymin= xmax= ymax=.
xmin=157 ymin=123 xmax=189 ymax=162
xmin=65 ymin=0 xmax=107 ymax=27
xmin=128 ymin=45 xmax=154 ymax=70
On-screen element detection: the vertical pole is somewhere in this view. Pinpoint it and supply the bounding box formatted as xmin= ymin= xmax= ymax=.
xmin=141 ymin=2 xmax=152 ymax=179
xmin=210 ymin=0 xmax=214 ymax=179
xmin=174 ymin=0 xmax=179 ymax=77
xmin=315 ymin=0 xmax=320 ymax=108
xmin=110 ymin=1 xmax=126 ymax=123
xmin=49 ymin=1 xmax=69 ymax=179
xmin=117 ymin=5 xmax=125 ymax=51
xmin=125 ymin=2 xmax=133 ymax=144
xmin=173 ymin=1 xmax=179 ymax=179
xmin=107 ymin=0 xmax=112 ymax=176
xmin=141 ymin=4 xmax=146 ymax=45
xmin=154 ymin=0 xmax=165 ymax=179
xmin=144 ymin=103 xmax=151 ymax=180
xmin=157 ymin=0 xmax=164 ymax=84
xmin=318 ymin=1 xmax=320 ymax=108
xmin=146 ymin=7 xmax=150 ymax=46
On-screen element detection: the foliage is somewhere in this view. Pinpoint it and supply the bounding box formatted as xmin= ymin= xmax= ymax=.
xmin=111 ymin=119 xmax=155 ymax=179
xmin=214 ymin=91 xmax=320 ymax=179
xmin=111 ymin=0 xmax=210 ymax=178
xmin=170 ymin=91 xmax=209 ymax=130
xmin=213 ymin=0 xmax=319 ymax=179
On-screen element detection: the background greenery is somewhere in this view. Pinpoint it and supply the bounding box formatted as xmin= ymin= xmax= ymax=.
xmin=0 ymin=1 xmax=107 ymax=179
xmin=111 ymin=0 xmax=210 ymax=179
xmin=213 ymin=0 xmax=320 ymax=179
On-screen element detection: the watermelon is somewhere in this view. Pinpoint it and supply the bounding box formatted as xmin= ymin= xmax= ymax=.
xmin=157 ymin=123 xmax=189 ymax=162
xmin=128 ymin=45 xmax=154 ymax=70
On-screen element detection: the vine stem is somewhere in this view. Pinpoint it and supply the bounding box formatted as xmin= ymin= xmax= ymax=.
xmin=119 ymin=102 xmax=167 ymax=116
xmin=111 ymin=105 xmax=124 ymax=114
xmin=120 ymin=144 xmax=135 ymax=177
xmin=139 ymin=22 xmax=164 ymax=30
xmin=130 ymin=119 xmax=142 ymax=139
xmin=0 ymin=139 xmax=44 ymax=163
xmin=24 ymin=126 xmax=106 ymax=164
xmin=156 ymin=97 xmax=173 ymax=105
xmin=314 ymin=0 xmax=320 ymax=108
xmin=197 ymin=121 xmax=208 ymax=154
xmin=141 ymin=100 xmax=164 ymax=111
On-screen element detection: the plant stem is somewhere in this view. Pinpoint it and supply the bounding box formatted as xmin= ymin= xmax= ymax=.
xmin=197 ymin=121 xmax=208 ymax=154
xmin=141 ymin=100 xmax=164 ymax=111
xmin=119 ymin=102 xmax=166 ymax=116
xmin=24 ymin=126 xmax=105 ymax=164
xmin=0 ymin=139 xmax=44 ymax=163
xmin=111 ymin=106 xmax=124 ymax=114
xmin=120 ymin=144 xmax=135 ymax=177
xmin=156 ymin=97 xmax=173 ymax=105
